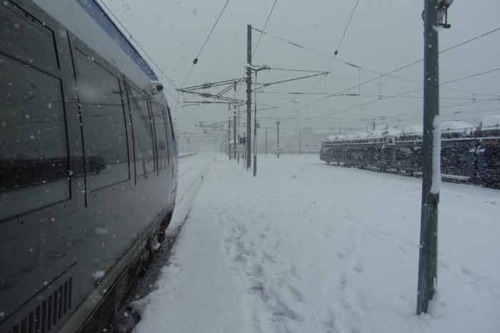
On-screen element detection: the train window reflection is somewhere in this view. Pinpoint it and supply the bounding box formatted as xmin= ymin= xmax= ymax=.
xmin=128 ymin=87 xmax=155 ymax=176
xmin=0 ymin=54 xmax=69 ymax=221
xmin=0 ymin=3 xmax=59 ymax=72
xmin=74 ymin=50 xmax=129 ymax=191
xmin=74 ymin=49 xmax=122 ymax=105
xmin=81 ymin=104 xmax=129 ymax=191
xmin=151 ymin=103 xmax=168 ymax=170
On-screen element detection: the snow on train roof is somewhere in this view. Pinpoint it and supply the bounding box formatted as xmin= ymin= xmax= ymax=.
xmin=480 ymin=115 xmax=500 ymax=129
xmin=440 ymin=120 xmax=474 ymax=134
xmin=324 ymin=128 xmax=401 ymax=142
xmin=402 ymin=125 xmax=423 ymax=135
xmin=33 ymin=0 xmax=160 ymax=91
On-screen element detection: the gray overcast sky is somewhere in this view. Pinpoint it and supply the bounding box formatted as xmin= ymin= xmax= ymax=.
xmin=105 ymin=0 xmax=500 ymax=135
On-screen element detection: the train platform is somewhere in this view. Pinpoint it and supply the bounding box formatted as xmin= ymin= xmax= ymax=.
xmin=133 ymin=154 xmax=500 ymax=333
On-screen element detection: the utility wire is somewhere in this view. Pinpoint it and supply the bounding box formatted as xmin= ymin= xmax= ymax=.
xmin=301 ymin=66 xmax=500 ymax=122
xmin=257 ymin=91 xmax=496 ymax=102
xmin=181 ymin=0 xmax=231 ymax=87
xmin=254 ymin=0 xmax=279 ymax=56
xmin=268 ymin=67 xmax=328 ymax=73
xmin=440 ymin=26 xmax=500 ymax=55
xmin=253 ymin=25 xmax=500 ymax=120
xmin=254 ymin=25 xmax=500 ymax=99
xmin=258 ymin=72 xmax=328 ymax=88
xmin=334 ymin=0 xmax=361 ymax=55
xmin=441 ymin=67 xmax=500 ymax=85
xmin=194 ymin=0 xmax=231 ymax=63
xmin=304 ymin=0 xmax=362 ymax=94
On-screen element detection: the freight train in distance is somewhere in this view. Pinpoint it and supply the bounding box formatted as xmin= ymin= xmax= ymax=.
xmin=320 ymin=116 xmax=500 ymax=188
xmin=0 ymin=1 xmax=178 ymax=333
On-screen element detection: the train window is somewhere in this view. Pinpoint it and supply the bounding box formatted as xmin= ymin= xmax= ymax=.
xmin=165 ymin=106 xmax=176 ymax=145
xmin=80 ymin=105 xmax=129 ymax=190
xmin=74 ymin=48 xmax=122 ymax=105
xmin=0 ymin=2 xmax=59 ymax=73
xmin=0 ymin=54 xmax=69 ymax=221
xmin=128 ymin=87 xmax=155 ymax=176
xmin=151 ymin=103 xmax=169 ymax=170
xmin=74 ymin=50 xmax=129 ymax=191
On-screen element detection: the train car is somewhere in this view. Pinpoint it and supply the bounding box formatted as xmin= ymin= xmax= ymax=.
xmin=320 ymin=129 xmax=402 ymax=171
xmin=0 ymin=1 xmax=178 ymax=333
xmin=475 ymin=115 xmax=500 ymax=187
xmin=440 ymin=121 xmax=475 ymax=180
xmin=319 ymin=119 xmax=500 ymax=188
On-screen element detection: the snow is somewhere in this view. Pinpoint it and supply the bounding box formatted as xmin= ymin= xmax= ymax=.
xmin=326 ymin=128 xmax=402 ymax=143
xmin=440 ymin=120 xmax=473 ymax=135
xmin=402 ymin=125 xmax=424 ymax=135
xmin=93 ymin=270 xmax=105 ymax=279
xmin=134 ymin=154 xmax=500 ymax=333
xmin=480 ymin=114 xmax=500 ymax=129
xmin=431 ymin=116 xmax=441 ymax=194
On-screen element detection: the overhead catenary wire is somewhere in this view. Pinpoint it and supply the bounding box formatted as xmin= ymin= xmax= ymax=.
xmin=254 ymin=0 xmax=279 ymax=56
xmin=274 ymin=25 xmax=500 ymax=119
xmin=180 ymin=0 xmax=231 ymax=87
xmin=334 ymin=0 xmax=362 ymax=56
xmin=441 ymin=67 xmax=500 ymax=85
xmin=267 ymin=67 xmax=329 ymax=73
xmin=256 ymin=91 xmax=496 ymax=102
xmin=252 ymin=27 xmax=500 ymax=99
xmin=299 ymin=66 xmax=500 ymax=122
xmin=269 ymin=66 xmax=500 ymax=125
xmin=257 ymin=72 xmax=329 ymax=89
xmin=193 ymin=0 xmax=231 ymax=63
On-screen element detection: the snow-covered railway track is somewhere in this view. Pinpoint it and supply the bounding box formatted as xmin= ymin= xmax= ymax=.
xmin=107 ymin=156 xmax=213 ymax=333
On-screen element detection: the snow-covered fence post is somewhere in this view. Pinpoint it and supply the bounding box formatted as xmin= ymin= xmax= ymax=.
xmin=417 ymin=0 xmax=453 ymax=315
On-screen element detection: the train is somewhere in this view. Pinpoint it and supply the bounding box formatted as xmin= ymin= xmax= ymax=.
xmin=320 ymin=117 xmax=500 ymax=187
xmin=0 ymin=1 xmax=178 ymax=333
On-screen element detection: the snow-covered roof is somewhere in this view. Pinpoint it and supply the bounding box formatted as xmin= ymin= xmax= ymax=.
xmin=402 ymin=125 xmax=423 ymax=135
xmin=362 ymin=128 xmax=401 ymax=139
xmin=324 ymin=128 xmax=402 ymax=143
xmin=441 ymin=120 xmax=474 ymax=134
xmin=384 ymin=128 xmax=402 ymax=136
xmin=326 ymin=135 xmax=340 ymax=141
xmin=480 ymin=115 xmax=500 ymax=129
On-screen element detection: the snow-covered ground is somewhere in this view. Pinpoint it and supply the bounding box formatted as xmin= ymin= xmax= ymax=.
xmin=133 ymin=154 xmax=500 ymax=333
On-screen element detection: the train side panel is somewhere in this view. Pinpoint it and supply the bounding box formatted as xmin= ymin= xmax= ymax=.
xmin=0 ymin=1 xmax=177 ymax=332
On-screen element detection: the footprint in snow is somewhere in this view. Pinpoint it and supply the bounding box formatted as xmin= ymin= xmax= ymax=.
xmin=287 ymin=284 xmax=305 ymax=303
xmin=352 ymin=260 xmax=363 ymax=274
xmin=323 ymin=310 xmax=338 ymax=333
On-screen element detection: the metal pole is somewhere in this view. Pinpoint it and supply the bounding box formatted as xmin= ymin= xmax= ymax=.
xmin=246 ymin=24 xmax=252 ymax=170
xmin=265 ymin=126 xmax=268 ymax=157
xmin=253 ymin=71 xmax=258 ymax=176
xmin=417 ymin=0 xmax=440 ymax=315
xmin=233 ymin=110 xmax=237 ymax=160
xmin=298 ymin=130 xmax=302 ymax=154
xmin=237 ymin=105 xmax=240 ymax=163
xmin=228 ymin=115 xmax=232 ymax=160
xmin=276 ymin=120 xmax=280 ymax=159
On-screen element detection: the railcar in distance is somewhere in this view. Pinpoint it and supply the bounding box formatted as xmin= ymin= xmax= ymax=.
xmin=320 ymin=118 xmax=500 ymax=188
xmin=0 ymin=1 xmax=178 ymax=332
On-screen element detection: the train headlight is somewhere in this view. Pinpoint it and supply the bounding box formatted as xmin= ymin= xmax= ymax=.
xmin=149 ymin=82 xmax=164 ymax=95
